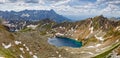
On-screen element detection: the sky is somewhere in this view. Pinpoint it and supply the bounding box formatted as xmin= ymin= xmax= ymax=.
xmin=0 ymin=0 xmax=120 ymax=20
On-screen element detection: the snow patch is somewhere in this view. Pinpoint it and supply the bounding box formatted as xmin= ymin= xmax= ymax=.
xmin=71 ymin=28 xmax=74 ymax=31
xmin=15 ymin=41 xmax=21 ymax=45
xmin=55 ymin=33 xmax=64 ymax=36
xmin=19 ymin=48 xmax=25 ymax=53
xmin=115 ymin=26 xmax=120 ymax=31
xmin=27 ymin=25 xmax=38 ymax=29
xmin=56 ymin=51 xmax=59 ymax=54
xmin=33 ymin=55 xmax=38 ymax=58
xmin=89 ymin=27 xmax=93 ymax=33
xmin=87 ymin=46 xmax=95 ymax=48
xmin=25 ymin=46 xmax=29 ymax=51
xmin=58 ymin=54 xmax=62 ymax=58
xmin=81 ymin=51 xmax=94 ymax=55
xmin=29 ymin=51 xmax=33 ymax=55
xmin=19 ymin=55 xmax=24 ymax=58
xmin=95 ymin=49 xmax=100 ymax=52
xmin=2 ymin=43 xmax=11 ymax=49
xmin=94 ymin=35 xmax=104 ymax=41
xmin=23 ymin=44 xmax=29 ymax=51
xmin=59 ymin=26 xmax=62 ymax=28
xmin=95 ymin=44 xmax=101 ymax=47
xmin=89 ymin=21 xmax=93 ymax=27
xmin=65 ymin=48 xmax=68 ymax=50
xmin=116 ymin=39 xmax=119 ymax=43
xmin=21 ymin=13 xmax=30 ymax=17
xmin=111 ymin=51 xmax=120 ymax=58
xmin=23 ymin=44 xmax=26 ymax=46
xmin=87 ymin=44 xmax=101 ymax=48
xmin=70 ymin=52 xmax=74 ymax=54
xmin=87 ymin=52 xmax=94 ymax=55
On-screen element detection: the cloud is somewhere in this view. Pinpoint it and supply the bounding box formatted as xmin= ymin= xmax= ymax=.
xmin=0 ymin=0 xmax=120 ymax=18
xmin=101 ymin=3 xmax=120 ymax=14
xmin=0 ymin=0 xmax=7 ymax=4
xmin=9 ymin=0 xmax=18 ymax=3
xmin=45 ymin=0 xmax=65 ymax=3
xmin=52 ymin=0 xmax=70 ymax=6
xmin=7 ymin=0 xmax=39 ymax=3
xmin=24 ymin=0 xmax=39 ymax=3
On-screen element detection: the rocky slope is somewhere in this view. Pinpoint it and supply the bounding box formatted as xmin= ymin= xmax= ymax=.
xmin=0 ymin=24 xmax=76 ymax=58
xmin=0 ymin=15 xmax=120 ymax=58
xmin=49 ymin=15 xmax=120 ymax=58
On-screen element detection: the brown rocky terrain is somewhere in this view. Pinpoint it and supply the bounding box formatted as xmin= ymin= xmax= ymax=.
xmin=0 ymin=15 xmax=120 ymax=58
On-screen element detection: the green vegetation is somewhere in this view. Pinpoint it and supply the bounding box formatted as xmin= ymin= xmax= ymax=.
xmin=0 ymin=47 xmax=16 ymax=58
xmin=39 ymin=31 xmax=47 ymax=35
xmin=0 ymin=18 xmax=3 ymax=24
xmin=109 ymin=30 xmax=120 ymax=36
xmin=0 ymin=25 xmax=15 ymax=40
xmin=93 ymin=41 xmax=120 ymax=58
xmin=38 ymin=23 xmax=54 ymax=35
xmin=104 ymin=30 xmax=120 ymax=38
xmin=0 ymin=15 xmax=120 ymax=58
xmin=20 ymin=27 xmax=33 ymax=32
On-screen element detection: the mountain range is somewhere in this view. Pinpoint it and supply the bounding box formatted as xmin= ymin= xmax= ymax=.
xmin=0 ymin=9 xmax=70 ymax=23
xmin=35 ymin=15 xmax=120 ymax=58
xmin=0 ymin=12 xmax=120 ymax=58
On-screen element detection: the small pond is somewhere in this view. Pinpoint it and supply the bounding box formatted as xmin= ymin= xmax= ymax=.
xmin=48 ymin=36 xmax=82 ymax=48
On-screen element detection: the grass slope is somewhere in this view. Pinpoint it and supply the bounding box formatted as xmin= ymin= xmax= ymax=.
xmin=93 ymin=41 xmax=120 ymax=58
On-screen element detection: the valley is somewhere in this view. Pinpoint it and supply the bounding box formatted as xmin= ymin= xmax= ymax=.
xmin=0 ymin=15 xmax=120 ymax=58
xmin=0 ymin=0 xmax=120 ymax=58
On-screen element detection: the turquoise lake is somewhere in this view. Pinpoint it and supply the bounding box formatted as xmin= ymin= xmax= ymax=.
xmin=48 ymin=37 xmax=82 ymax=48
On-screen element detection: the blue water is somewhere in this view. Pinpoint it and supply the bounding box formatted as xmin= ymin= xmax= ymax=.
xmin=48 ymin=37 xmax=82 ymax=48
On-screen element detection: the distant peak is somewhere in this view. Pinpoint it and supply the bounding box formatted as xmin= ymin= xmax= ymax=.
xmin=50 ymin=9 xmax=56 ymax=13
xmin=93 ymin=15 xmax=106 ymax=19
xmin=24 ymin=9 xmax=29 ymax=11
xmin=98 ymin=15 xmax=104 ymax=18
xmin=50 ymin=9 xmax=54 ymax=11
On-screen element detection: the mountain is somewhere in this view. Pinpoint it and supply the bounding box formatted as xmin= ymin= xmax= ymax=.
xmin=14 ymin=15 xmax=120 ymax=58
xmin=0 ymin=23 xmax=74 ymax=58
xmin=0 ymin=9 xmax=71 ymax=23
xmin=117 ymin=17 xmax=120 ymax=20
xmin=48 ymin=15 xmax=120 ymax=57
xmin=52 ymin=15 xmax=120 ymax=39
xmin=109 ymin=17 xmax=120 ymax=21
xmin=1 ymin=15 xmax=120 ymax=58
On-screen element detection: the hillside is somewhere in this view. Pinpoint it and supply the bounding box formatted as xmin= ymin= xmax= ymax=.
xmin=0 ymin=15 xmax=120 ymax=58
xmin=0 ymin=23 xmax=75 ymax=58
xmin=48 ymin=15 xmax=120 ymax=58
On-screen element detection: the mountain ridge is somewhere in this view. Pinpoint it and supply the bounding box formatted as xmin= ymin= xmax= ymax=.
xmin=0 ymin=15 xmax=120 ymax=58
xmin=0 ymin=9 xmax=71 ymax=23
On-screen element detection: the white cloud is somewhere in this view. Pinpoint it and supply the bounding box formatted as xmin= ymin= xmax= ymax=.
xmin=0 ymin=0 xmax=9 ymax=3
xmin=101 ymin=4 xmax=120 ymax=15
xmin=0 ymin=0 xmax=120 ymax=18
xmin=52 ymin=0 xmax=71 ymax=6
xmin=38 ymin=0 xmax=44 ymax=4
